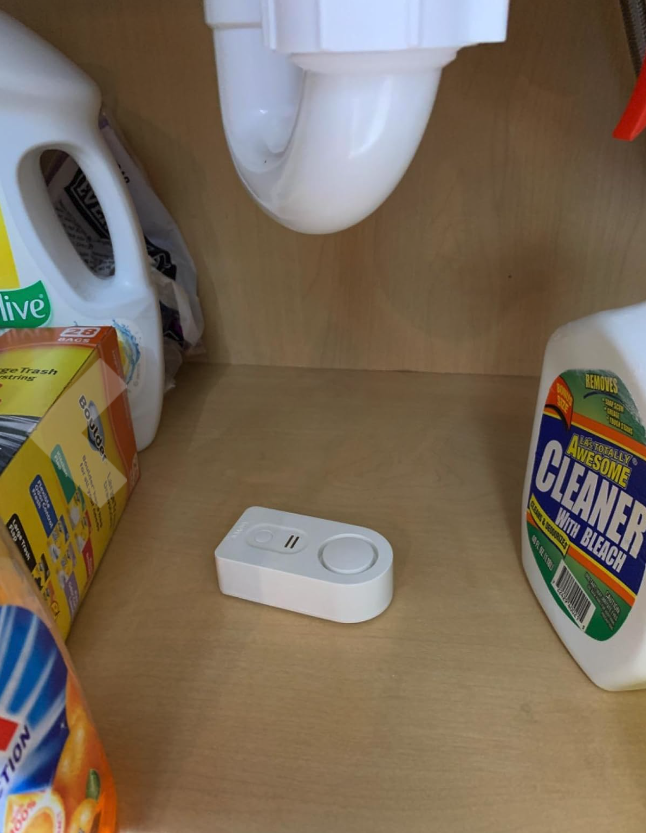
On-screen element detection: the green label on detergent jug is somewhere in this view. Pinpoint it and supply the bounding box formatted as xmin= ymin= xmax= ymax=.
xmin=0 ymin=282 xmax=52 ymax=328
xmin=0 ymin=205 xmax=52 ymax=328
xmin=527 ymin=370 xmax=646 ymax=640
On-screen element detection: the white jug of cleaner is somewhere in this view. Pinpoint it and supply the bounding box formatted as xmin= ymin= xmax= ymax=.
xmin=522 ymin=303 xmax=646 ymax=690
xmin=0 ymin=12 xmax=163 ymax=450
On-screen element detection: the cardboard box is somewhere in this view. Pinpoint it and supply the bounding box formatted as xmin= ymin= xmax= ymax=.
xmin=0 ymin=326 xmax=139 ymax=637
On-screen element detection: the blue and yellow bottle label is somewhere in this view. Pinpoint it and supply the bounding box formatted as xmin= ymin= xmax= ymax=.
xmin=527 ymin=370 xmax=646 ymax=640
xmin=0 ymin=605 xmax=114 ymax=833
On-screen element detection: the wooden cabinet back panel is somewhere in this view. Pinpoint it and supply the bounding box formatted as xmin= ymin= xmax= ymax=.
xmin=0 ymin=0 xmax=641 ymax=375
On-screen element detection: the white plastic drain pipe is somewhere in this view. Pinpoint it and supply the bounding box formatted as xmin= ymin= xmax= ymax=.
xmin=205 ymin=0 xmax=509 ymax=234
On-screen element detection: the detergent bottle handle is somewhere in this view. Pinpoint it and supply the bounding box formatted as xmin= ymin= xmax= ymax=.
xmin=61 ymin=123 xmax=152 ymax=297
xmin=2 ymin=113 xmax=153 ymax=319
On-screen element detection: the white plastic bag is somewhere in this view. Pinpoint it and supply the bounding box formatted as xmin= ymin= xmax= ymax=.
xmin=45 ymin=113 xmax=204 ymax=390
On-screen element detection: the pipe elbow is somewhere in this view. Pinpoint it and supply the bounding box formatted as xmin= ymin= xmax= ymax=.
xmin=230 ymin=68 xmax=442 ymax=234
xmin=212 ymin=26 xmax=453 ymax=234
xmin=207 ymin=0 xmax=509 ymax=233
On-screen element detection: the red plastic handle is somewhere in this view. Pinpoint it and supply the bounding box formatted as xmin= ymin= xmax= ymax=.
xmin=615 ymin=60 xmax=646 ymax=140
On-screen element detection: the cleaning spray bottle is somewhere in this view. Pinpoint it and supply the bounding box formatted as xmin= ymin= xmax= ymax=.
xmin=0 ymin=12 xmax=163 ymax=450
xmin=522 ymin=303 xmax=646 ymax=690
xmin=0 ymin=522 xmax=117 ymax=833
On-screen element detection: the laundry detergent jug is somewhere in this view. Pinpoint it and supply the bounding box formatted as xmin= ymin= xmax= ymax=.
xmin=0 ymin=12 xmax=163 ymax=451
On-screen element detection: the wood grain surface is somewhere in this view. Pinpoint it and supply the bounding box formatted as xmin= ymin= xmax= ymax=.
xmin=66 ymin=365 xmax=646 ymax=832
xmin=0 ymin=0 xmax=643 ymax=375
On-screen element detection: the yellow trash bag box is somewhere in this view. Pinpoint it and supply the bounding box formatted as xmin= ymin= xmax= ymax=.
xmin=0 ymin=326 xmax=139 ymax=638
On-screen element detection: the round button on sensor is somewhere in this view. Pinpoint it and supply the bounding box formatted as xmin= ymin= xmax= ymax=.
xmin=321 ymin=537 xmax=377 ymax=575
xmin=253 ymin=529 xmax=274 ymax=545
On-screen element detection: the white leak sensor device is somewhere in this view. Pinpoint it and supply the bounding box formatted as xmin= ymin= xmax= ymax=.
xmin=215 ymin=507 xmax=394 ymax=623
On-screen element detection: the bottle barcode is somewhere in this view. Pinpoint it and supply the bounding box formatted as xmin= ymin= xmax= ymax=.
xmin=551 ymin=561 xmax=595 ymax=631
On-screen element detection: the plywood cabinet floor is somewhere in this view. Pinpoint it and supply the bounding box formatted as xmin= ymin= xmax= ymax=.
xmin=67 ymin=365 xmax=646 ymax=832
